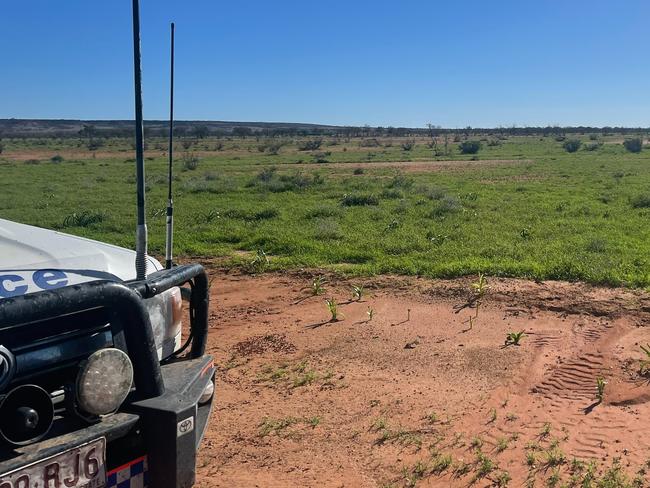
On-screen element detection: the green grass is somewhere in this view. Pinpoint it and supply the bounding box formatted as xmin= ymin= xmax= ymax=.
xmin=4 ymin=134 xmax=650 ymax=286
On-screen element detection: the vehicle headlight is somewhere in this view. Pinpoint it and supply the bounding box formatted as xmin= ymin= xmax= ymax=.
xmin=144 ymin=286 xmax=183 ymax=359
xmin=76 ymin=348 xmax=133 ymax=416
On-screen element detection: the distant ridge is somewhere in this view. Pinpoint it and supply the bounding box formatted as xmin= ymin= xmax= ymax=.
xmin=0 ymin=119 xmax=647 ymax=137
xmin=0 ymin=118 xmax=343 ymax=137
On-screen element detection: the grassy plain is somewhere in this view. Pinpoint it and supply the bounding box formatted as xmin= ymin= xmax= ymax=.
xmin=2 ymin=134 xmax=650 ymax=287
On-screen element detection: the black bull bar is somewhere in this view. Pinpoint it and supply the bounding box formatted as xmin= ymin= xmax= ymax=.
xmin=0 ymin=264 xmax=214 ymax=488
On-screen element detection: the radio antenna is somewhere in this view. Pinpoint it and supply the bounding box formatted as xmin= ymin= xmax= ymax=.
xmin=165 ymin=22 xmax=175 ymax=269
xmin=132 ymin=0 xmax=148 ymax=280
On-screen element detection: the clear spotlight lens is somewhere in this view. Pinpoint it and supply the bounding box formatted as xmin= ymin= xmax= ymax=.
xmin=199 ymin=380 xmax=214 ymax=404
xmin=76 ymin=348 xmax=133 ymax=416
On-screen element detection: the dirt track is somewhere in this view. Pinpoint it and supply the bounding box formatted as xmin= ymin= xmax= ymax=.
xmin=196 ymin=270 xmax=650 ymax=487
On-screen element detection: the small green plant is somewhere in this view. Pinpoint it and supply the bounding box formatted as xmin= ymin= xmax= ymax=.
xmin=639 ymin=344 xmax=650 ymax=374
xmin=249 ymin=249 xmax=269 ymax=272
xmin=505 ymin=331 xmax=525 ymax=346
xmin=596 ymin=377 xmax=606 ymax=403
xmin=62 ymin=210 xmax=106 ymax=228
xmin=474 ymin=452 xmax=495 ymax=479
xmin=258 ymin=417 xmax=298 ymax=437
xmin=494 ymin=470 xmax=511 ymax=486
xmin=311 ymin=276 xmax=326 ymax=296
xmin=326 ymin=298 xmax=341 ymax=321
xmin=545 ymin=447 xmax=566 ymax=467
xmin=496 ymin=437 xmax=509 ymax=453
xmin=540 ymin=422 xmax=552 ymax=438
xmin=371 ymin=417 xmax=387 ymax=432
xmin=470 ymin=436 xmax=483 ymax=450
xmin=426 ymin=412 xmax=438 ymax=424
xmin=472 ymin=272 xmax=490 ymax=297
xmin=526 ymin=451 xmax=537 ymax=467
xmin=367 ymin=307 xmax=375 ymax=321
xmin=453 ymin=460 xmax=471 ymax=477
xmin=546 ymin=467 xmax=561 ymax=487
xmin=472 ymin=273 xmax=489 ymax=318
xmin=488 ymin=408 xmax=497 ymax=423
xmin=352 ymin=285 xmax=364 ymax=301
xmin=306 ymin=416 xmax=321 ymax=427
xmin=430 ymin=453 xmax=452 ymax=474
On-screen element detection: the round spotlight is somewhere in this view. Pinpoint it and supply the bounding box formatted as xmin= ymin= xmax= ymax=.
xmin=0 ymin=385 xmax=54 ymax=446
xmin=199 ymin=379 xmax=214 ymax=404
xmin=76 ymin=348 xmax=133 ymax=416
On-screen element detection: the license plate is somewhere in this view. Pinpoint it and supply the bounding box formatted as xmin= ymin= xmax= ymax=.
xmin=0 ymin=438 xmax=106 ymax=488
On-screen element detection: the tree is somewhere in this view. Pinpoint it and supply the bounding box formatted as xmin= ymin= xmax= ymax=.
xmin=78 ymin=124 xmax=96 ymax=141
xmin=623 ymin=138 xmax=643 ymax=153
xmin=232 ymin=127 xmax=253 ymax=138
xmin=192 ymin=125 xmax=209 ymax=139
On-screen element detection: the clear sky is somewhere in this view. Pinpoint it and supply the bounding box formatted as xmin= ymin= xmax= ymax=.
xmin=2 ymin=0 xmax=649 ymax=128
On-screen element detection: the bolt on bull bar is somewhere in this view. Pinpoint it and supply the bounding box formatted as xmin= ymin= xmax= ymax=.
xmin=0 ymin=264 xmax=214 ymax=488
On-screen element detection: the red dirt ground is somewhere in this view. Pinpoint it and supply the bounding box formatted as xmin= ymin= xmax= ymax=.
xmin=195 ymin=270 xmax=650 ymax=487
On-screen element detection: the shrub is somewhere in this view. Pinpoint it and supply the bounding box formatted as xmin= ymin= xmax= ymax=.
xmin=388 ymin=174 xmax=413 ymax=189
xmin=563 ymin=139 xmax=582 ymax=153
xmin=182 ymin=153 xmax=199 ymax=170
xmin=624 ymin=138 xmax=643 ymax=153
xmin=253 ymin=170 xmax=323 ymax=192
xmin=256 ymin=166 xmax=277 ymax=182
xmin=359 ymin=138 xmax=380 ymax=147
xmin=298 ymin=139 xmax=322 ymax=151
xmin=428 ymin=196 xmax=460 ymax=218
xmin=87 ymin=139 xmax=104 ymax=151
xmin=631 ymin=194 xmax=650 ymax=208
xmin=418 ymin=185 xmax=448 ymax=201
xmin=62 ymin=211 xmax=106 ymax=228
xmin=341 ymin=193 xmax=379 ymax=206
xmin=584 ymin=142 xmax=600 ymax=151
xmin=353 ymin=168 xmax=364 ymax=175
xmin=459 ymin=140 xmax=481 ymax=154
xmin=314 ymin=220 xmax=343 ymax=240
xmin=182 ymin=177 xmax=234 ymax=194
xmin=50 ymin=155 xmax=64 ymax=163
xmin=401 ymin=141 xmax=415 ymax=151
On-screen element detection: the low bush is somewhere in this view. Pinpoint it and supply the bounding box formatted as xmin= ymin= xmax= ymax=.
xmin=298 ymin=139 xmax=323 ymax=151
xmin=623 ymin=138 xmax=643 ymax=153
xmin=341 ymin=193 xmax=379 ymax=206
xmin=62 ymin=211 xmax=106 ymax=228
xmin=459 ymin=140 xmax=481 ymax=154
xmin=182 ymin=153 xmax=200 ymax=170
xmin=401 ymin=141 xmax=415 ymax=151
xmin=563 ymin=139 xmax=582 ymax=153
xmin=631 ymin=194 xmax=650 ymax=208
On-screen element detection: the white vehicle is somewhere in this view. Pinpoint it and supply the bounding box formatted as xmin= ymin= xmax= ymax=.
xmin=0 ymin=3 xmax=215 ymax=488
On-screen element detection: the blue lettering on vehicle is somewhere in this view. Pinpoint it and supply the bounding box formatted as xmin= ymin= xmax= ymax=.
xmin=33 ymin=269 xmax=69 ymax=290
xmin=0 ymin=275 xmax=28 ymax=298
xmin=0 ymin=270 xmax=69 ymax=298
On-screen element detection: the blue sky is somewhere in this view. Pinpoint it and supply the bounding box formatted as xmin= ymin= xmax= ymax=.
xmin=1 ymin=0 xmax=649 ymax=127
